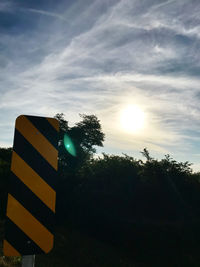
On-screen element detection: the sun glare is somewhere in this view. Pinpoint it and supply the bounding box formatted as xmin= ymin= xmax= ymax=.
xmin=120 ymin=105 xmax=146 ymax=133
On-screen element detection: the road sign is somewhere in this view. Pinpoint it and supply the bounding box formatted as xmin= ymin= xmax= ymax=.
xmin=3 ymin=115 xmax=59 ymax=256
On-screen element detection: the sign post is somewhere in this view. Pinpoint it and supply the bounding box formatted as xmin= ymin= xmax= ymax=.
xmin=3 ymin=115 xmax=59 ymax=258
xmin=22 ymin=255 xmax=35 ymax=267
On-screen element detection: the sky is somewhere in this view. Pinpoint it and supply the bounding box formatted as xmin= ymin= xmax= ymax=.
xmin=1 ymin=0 xmax=200 ymax=171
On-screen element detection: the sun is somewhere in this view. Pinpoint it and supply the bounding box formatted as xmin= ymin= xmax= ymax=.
xmin=120 ymin=105 xmax=146 ymax=133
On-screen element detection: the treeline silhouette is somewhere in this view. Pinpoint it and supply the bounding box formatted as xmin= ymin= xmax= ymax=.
xmin=1 ymin=113 xmax=200 ymax=265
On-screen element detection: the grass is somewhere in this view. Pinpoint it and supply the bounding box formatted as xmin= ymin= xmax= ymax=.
xmin=0 ymin=220 xmax=136 ymax=267
xmin=36 ymin=224 xmax=136 ymax=267
xmin=1 ymin=219 xmax=200 ymax=266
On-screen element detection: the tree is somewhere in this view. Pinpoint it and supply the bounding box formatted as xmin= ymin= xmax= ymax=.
xmin=55 ymin=113 xmax=105 ymax=174
xmin=140 ymin=147 xmax=153 ymax=162
xmin=79 ymin=153 xmax=141 ymax=194
xmin=0 ymin=147 xmax=12 ymax=218
xmin=139 ymin=148 xmax=195 ymax=220
xmin=68 ymin=153 xmax=142 ymax=226
xmin=54 ymin=113 xmax=105 ymax=222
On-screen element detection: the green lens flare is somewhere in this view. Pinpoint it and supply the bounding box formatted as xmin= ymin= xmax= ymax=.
xmin=64 ymin=134 xmax=76 ymax=157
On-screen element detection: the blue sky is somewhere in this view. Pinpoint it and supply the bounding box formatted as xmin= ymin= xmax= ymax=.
xmin=1 ymin=0 xmax=200 ymax=171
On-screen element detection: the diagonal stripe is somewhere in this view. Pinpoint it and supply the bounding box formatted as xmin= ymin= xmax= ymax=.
xmin=3 ymin=240 xmax=21 ymax=256
xmin=5 ymin=218 xmax=44 ymax=255
xmin=46 ymin=117 xmax=59 ymax=132
xmin=28 ymin=116 xmax=58 ymax=148
xmin=6 ymin=194 xmax=54 ymax=253
xmin=10 ymin=172 xmax=55 ymax=233
xmin=15 ymin=115 xmax=58 ymax=170
xmin=14 ymin=129 xmax=57 ymax=190
xmin=11 ymin=151 xmax=56 ymax=212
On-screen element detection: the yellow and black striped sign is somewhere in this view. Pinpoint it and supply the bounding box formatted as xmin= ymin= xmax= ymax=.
xmin=3 ymin=115 xmax=59 ymax=256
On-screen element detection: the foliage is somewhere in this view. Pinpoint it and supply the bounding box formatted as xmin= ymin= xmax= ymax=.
xmin=137 ymin=149 xmax=195 ymax=220
xmin=55 ymin=113 xmax=105 ymax=174
xmin=54 ymin=113 xmax=105 ymax=222
xmin=0 ymin=148 xmax=12 ymax=219
xmin=0 ymin=148 xmax=12 ymax=164
xmin=1 ymin=115 xmax=200 ymax=266
xmin=78 ymin=153 xmax=141 ymax=195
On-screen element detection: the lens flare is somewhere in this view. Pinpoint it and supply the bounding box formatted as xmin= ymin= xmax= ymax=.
xmin=64 ymin=134 xmax=76 ymax=157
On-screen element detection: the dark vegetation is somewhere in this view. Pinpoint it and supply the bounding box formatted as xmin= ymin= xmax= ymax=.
xmin=1 ymin=113 xmax=200 ymax=266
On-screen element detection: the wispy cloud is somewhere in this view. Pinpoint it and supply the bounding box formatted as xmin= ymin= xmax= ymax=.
xmin=0 ymin=1 xmax=13 ymax=12
xmin=0 ymin=0 xmax=200 ymax=169
xmin=24 ymin=8 xmax=67 ymax=21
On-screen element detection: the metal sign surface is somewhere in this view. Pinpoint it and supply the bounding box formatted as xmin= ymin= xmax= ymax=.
xmin=3 ymin=115 xmax=59 ymax=256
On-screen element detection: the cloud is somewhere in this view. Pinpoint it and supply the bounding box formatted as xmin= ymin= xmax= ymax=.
xmin=0 ymin=2 xmax=11 ymax=12
xmin=0 ymin=0 xmax=200 ymax=169
xmin=23 ymin=8 xmax=67 ymax=21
